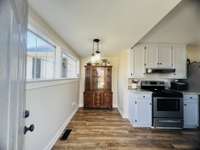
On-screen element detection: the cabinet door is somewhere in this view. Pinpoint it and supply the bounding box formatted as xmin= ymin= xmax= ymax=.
xmin=133 ymin=94 xmax=152 ymax=127
xmin=134 ymin=45 xmax=145 ymax=78
xmin=103 ymin=92 xmax=112 ymax=109
xmin=184 ymin=96 xmax=199 ymax=128
xmin=172 ymin=45 xmax=186 ymax=78
xmin=128 ymin=49 xmax=134 ymax=78
xmin=158 ymin=44 xmax=173 ymax=68
xmin=129 ymin=45 xmax=145 ymax=78
xmin=145 ymin=44 xmax=158 ymax=68
xmin=128 ymin=93 xmax=134 ymax=124
xmin=84 ymin=92 xmax=94 ymax=108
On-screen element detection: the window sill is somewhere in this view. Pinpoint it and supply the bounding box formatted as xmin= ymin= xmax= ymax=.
xmin=26 ymin=78 xmax=80 ymax=90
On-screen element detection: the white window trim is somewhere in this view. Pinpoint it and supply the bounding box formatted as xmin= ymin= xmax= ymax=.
xmin=26 ymin=78 xmax=80 ymax=90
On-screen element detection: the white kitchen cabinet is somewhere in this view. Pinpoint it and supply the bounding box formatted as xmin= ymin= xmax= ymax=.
xmin=145 ymin=44 xmax=158 ymax=68
xmin=128 ymin=45 xmax=145 ymax=78
xmin=183 ymin=94 xmax=199 ymax=128
xmin=157 ymin=44 xmax=173 ymax=68
xmin=172 ymin=45 xmax=187 ymax=79
xmin=128 ymin=92 xmax=152 ymax=127
xmin=128 ymin=43 xmax=186 ymax=79
xmin=145 ymin=44 xmax=173 ymax=69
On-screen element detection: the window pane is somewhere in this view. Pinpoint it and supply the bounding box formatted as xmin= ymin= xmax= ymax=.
xmin=26 ymin=30 xmax=56 ymax=80
xmin=61 ymin=53 xmax=79 ymax=79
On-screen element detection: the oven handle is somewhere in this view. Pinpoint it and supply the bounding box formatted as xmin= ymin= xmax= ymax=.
xmin=158 ymin=120 xmax=181 ymax=123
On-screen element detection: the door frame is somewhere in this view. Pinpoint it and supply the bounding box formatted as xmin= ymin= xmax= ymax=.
xmin=0 ymin=0 xmax=28 ymax=149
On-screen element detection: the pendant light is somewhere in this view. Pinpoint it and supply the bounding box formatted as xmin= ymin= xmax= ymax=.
xmin=90 ymin=39 xmax=96 ymax=63
xmin=94 ymin=38 xmax=101 ymax=61
xmin=90 ymin=38 xmax=101 ymax=63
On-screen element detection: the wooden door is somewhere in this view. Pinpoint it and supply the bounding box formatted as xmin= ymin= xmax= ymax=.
xmin=103 ymin=92 xmax=112 ymax=109
xmin=84 ymin=92 xmax=94 ymax=108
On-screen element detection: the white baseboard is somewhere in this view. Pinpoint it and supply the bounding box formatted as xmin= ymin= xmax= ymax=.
xmin=118 ymin=108 xmax=128 ymax=119
xmin=43 ymin=106 xmax=79 ymax=150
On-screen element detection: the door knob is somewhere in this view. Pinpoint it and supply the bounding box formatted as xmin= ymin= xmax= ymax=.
xmin=24 ymin=124 xmax=35 ymax=134
xmin=24 ymin=110 xmax=30 ymax=118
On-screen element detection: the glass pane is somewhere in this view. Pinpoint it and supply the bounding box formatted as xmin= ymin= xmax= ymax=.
xmin=97 ymin=68 xmax=105 ymax=89
xmin=157 ymin=99 xmax=180 ymax=111
xmin=26 ymin=31 xmax=56 ymax=80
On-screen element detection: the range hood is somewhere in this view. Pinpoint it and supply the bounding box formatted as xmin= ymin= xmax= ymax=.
xmin=146 ymin=68 xmax=176 ymax=74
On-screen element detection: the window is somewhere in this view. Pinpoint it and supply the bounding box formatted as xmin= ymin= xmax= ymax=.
xmin=26 ymin=31 xmax=56 ymax=80
xmin=26 ymin=30 xmax=80 ymax=81
xmin=61 ymin=53 xmax=80 ymax=78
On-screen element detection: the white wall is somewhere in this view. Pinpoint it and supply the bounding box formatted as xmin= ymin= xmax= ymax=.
xmin=25 ymin=79 xmax=79 ymax=150
xmin=187 ymin=45 xmax=200 ymax=62
xmin=140 ymin=0 xmax=200 ymax=45
xmin=79 ymin=57 xmax=119 ymax=108
xmin=117 ymin=50 xmax=129 ymax=118
xmin=25 ymin=7 xmax=81 ymax=150
xmin=28 ymin=7 xmax=80 ymax=59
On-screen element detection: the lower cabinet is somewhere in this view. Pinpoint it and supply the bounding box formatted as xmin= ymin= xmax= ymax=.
xmin=128 ymin=92 xmax=152 ymax=127
xmin=84 ymin=91 xmax=112 ymax=109
xmin=183 ymin=94 xmax=199 ymax=128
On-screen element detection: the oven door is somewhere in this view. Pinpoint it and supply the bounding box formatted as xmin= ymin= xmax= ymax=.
xmin=153 ymin=97 xmax=183 ymax=118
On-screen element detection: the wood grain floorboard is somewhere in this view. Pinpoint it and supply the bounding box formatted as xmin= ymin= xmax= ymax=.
xmin=52 ymin=108 xmax=200 ymax=150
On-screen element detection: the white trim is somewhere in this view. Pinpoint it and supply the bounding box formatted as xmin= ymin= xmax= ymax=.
xmin=118 ymin=108 xmax=128 ymax=119
xmin=43 ymin=107 xmax=79 ymax=150
xmin=26 ymin=78 xmax=80 ymax=83
xmin=26 ymin=78 xmax=79 ymax=90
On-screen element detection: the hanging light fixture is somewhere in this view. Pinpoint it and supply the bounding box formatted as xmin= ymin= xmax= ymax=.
xmin=90 ymin=39 xmax=96 ymax=64
xmin=94 ymin=38 xmax=101 ymax=61
xmin=90 ymin=38 xmax=101 ymax=63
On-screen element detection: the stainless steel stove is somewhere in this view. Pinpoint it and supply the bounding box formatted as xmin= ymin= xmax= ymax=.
xmin=141 ymin=81 xmax=183 ymax=129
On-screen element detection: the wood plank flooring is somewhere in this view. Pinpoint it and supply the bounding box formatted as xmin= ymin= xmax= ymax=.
xmin=53 ymin=108 xmax=200 ymax=150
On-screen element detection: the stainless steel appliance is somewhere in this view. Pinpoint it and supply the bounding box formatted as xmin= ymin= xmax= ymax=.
xmin=170 ymin=80 xmax=188 ymax=91
xmin=141 ymin=81 xmax=183 ymax=128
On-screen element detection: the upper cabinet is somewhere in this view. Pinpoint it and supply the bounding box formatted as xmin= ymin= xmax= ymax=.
xmin=157 ymin=44 xmax=173 ymax=68
xmin=128 ymin=43 xmax=186 ymax=79
xmin=172 ymin=45 xmax=187 ymax=79
xmin=145 ymin=44 xmax=158 ymax=68
xmin=128 ymin=44 xmax=145 ymax=78
xmin=145 ymin=44 xmax=173 ymax=69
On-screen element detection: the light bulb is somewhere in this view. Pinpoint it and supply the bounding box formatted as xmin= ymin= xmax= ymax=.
xmin=95 ymin=53 xmax=101 ymax=61
xmin=91 ymin=55 xmax=96 ymax=64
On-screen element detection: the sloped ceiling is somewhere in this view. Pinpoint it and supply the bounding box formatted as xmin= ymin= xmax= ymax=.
xmin=28 ymin=0 xmax=182 ymax=57
xmin=140 ymin=0 xmax=200 ymax=45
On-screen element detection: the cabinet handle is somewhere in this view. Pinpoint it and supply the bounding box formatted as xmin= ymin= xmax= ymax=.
xmin=135 ymin=101 xmax=137 ymax=104
xmin=149 ymin=103 xmax=152 ymax=105
xmin=135 ymin=120 xmax=137 ymax=122
xmin=184 ymin=104 xmax=187 ymax=106
xmin=143 ymin=96 xmax=145 ymax=98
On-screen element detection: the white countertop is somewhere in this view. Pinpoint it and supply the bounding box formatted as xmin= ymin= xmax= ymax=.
xmin=128 ymin=87 xmax=200 ymax=95
xmin=128 ymin=88 xmax=152 ymax=94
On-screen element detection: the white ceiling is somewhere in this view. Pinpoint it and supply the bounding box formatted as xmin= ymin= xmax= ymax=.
xmin=141 ymin=0 xmax=200 ymax=44
xmin=28 ymin=0 xmax=182 ymax=57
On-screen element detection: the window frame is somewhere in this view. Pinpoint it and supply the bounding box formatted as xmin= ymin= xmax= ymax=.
xmin=61 ymin=51 xmax=80 ymax=79
xmin=26 ymin=29 xmax=80 ymax=82
xmin=26 ymin=29 xmax=56 ymax=81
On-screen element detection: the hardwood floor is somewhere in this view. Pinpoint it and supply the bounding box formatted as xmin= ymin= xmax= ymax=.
xmin=53 ymin=108 xmax=200 ymax=150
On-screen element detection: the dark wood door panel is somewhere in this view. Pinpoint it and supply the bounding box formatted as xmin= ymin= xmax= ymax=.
xmin=84 ymin=65 xmax=112 ymax=109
